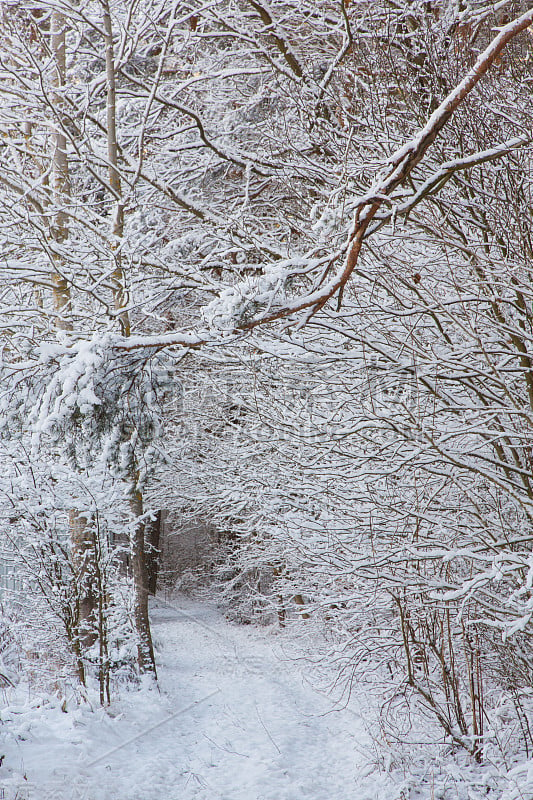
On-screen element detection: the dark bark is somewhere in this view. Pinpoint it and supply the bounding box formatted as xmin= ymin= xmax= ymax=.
xmin=69 ymin=511 xmax=98 ymax=650
xmin=130 ymin=490 xmax=157 ymax=677
xmin=145 ymin=510 xmax=162 ymax=596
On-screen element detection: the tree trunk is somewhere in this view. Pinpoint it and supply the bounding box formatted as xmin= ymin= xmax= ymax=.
xmin=50 ymin=11 xmax=98 ymax=659
xmin=145 ymin=510 xmax=162 ymax=596
xmin=100 ymin=0 xmax=157 ymax=677
xmin=129 ymin=489 xmax=157 ymax=676
xmin=50 ymin=9 xmax=72 ymax=329
xmin=69 ymin=511 xmax=97 ymax=650
xmin=102 ymin=0 xmax=130 ymax=336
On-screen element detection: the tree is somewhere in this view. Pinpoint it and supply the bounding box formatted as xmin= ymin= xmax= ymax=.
xmin=0 ymin=0 xmax=177 ymax=681
xmin=142 ymin=1 xmax=533 ymax=759
xmin=1 ymin=0 xmax=532 ymax=749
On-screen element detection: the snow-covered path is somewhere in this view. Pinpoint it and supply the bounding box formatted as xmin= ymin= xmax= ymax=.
xmin=143 ymin=597 xmax=375 ymax=800
xmin=1 ymin=596 xmax=395 ymax=800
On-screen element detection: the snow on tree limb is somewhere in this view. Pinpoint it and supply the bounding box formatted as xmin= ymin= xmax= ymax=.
xmin=369 ymin=134 xmax=532 ymax=231
xmin=114 ymin=7 xmax=533 ymax=352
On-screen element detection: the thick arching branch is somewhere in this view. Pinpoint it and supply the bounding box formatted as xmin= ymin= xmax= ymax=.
xmin=115 ymin=8 xmax=533 ymax=352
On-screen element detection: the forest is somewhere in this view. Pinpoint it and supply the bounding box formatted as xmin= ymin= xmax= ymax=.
xmin=1 ymin=1 xmax=533 ymax=798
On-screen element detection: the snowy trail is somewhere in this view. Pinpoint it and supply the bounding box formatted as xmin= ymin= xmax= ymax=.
xmin=143 ymin=598 xmax=367 ymax=800
xmin=1 ymin=596 xmax=395 ymax=800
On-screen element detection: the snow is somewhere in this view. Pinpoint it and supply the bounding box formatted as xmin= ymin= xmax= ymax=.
xmin=0 ymin=595 xmax=397 ymax=800
xmin=2 ymin=595 xmax=533 ymax=800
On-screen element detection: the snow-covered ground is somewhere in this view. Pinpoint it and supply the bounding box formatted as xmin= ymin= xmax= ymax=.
xmin=1 ymin=596 xmax=532 ymax=800
xmin=0 ymin=595 xmax=397 ymax=799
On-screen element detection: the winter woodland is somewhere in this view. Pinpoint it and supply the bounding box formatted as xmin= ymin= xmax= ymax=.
xmin=1 ymin=1 xmax=533 ymax=797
